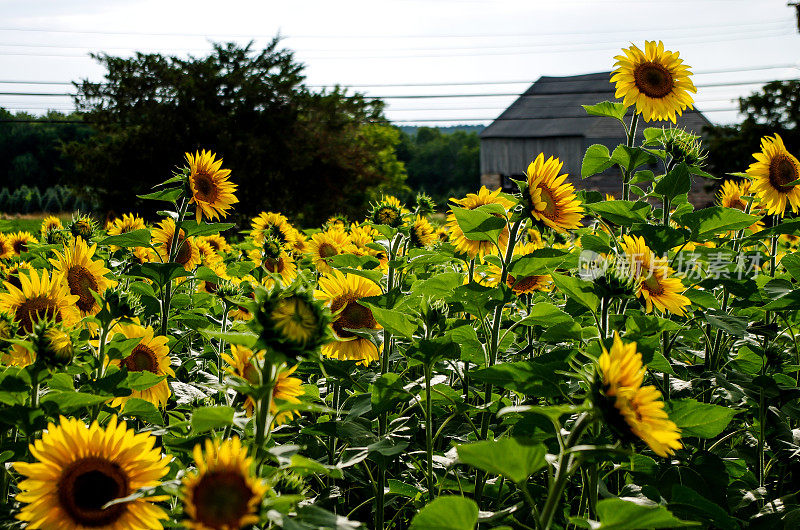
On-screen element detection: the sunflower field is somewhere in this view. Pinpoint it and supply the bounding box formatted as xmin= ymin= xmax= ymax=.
xmin=1 ymin=40 xmax=800 ymax=530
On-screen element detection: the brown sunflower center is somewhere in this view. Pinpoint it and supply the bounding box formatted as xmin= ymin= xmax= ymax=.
xmin=768 ymin=154 xmax=799 ymax=193
xmin=58 ymin=457 xmax=129 ymax=527
xmin=191 ymin=470 xmax=254 ymax=528
xmin=15 ymin=296 xmax=59 ymax=333
xmin=192 ymin=171 xmax=218 ymax=201
xmin=507 ymin=274 xmax=545 ymax=293
xmin=67 ymin=265 xmax=99 ymax=313
xmin=167 ymin=232 xmax=192 ymax=266
xmin=536 ymin=187 xmax=557 ymax=219
xmin=377 ymin=207 xmax=399 ymax=225
xmin=120 ymin=344 xmax=159 ymax=373
xmin=633 ymin=62 xmax=674 ymax=99
xmin=318 ymin=243 xmax=338 ymax=259
xmin=331 ymin=298 xmax=376 ymax=338
xmin=642 ymin=274 xmax=664 ymax=296
xmin=12 ymin=239 xmax=29 ymax=254
xmin=263 ymin=257 xmax=285 ymax=273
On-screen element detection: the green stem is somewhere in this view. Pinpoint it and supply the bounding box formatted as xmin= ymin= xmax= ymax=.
xmin=621 ymin=113 xmax=639 ymax=204
xmin=600 ymin=296 xmax=610 ymax=340
xmin=254 ymin=359 xmax=276 ymax=469
xmin=160 ymin=199 xmax=189 ymax=336
xmin=425 ymin=362 xmax=435 ymax=501
xmin=218 ymin=308 xmax=229 ymax=386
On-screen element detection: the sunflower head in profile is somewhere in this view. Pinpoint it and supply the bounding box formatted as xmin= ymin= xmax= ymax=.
xmin=109 ymin=323 xmax=174 ymax=408
xmin=50 ymin=237 xmax=116 ymax=316
xmin=252 ymin=286 xmax=331 ymax=360
xmin=594 ymin=333 xmax=682 ymax=457
xmin=446 ymin=186 xmax=515 ymax=259
xmin=14 ymin=415 xmax=171 ymax=529
xmin=415 ymin=192 xmax=437 ymax=216
xmin=611 ymin=40 xmax=696 ymax=123
xmin=524 ymin=153 xmax=584 ymax=233
xmin=0 ymin=268 xmax=79 ymax=333
xmin=196 ymin=238 xmax=224 ymax=267
xmin=315 ymin=270 xmax=382 ymax=365
xmin=104 ymin=285 xmax=144 ymax=321
xmin=181 ymin=437 xmax=268 ymax=530
xmin=1 ymin=260 xmax=33 ymax=290
xmin=406 ymin=215 xmax=437 ymax=249
xmin=747 ymin=134 xmax=800 ymax=216
xmin=39 ymin=215 xmax=63 ymax=240
xmin=324 ymin=214 xmax=349 ymax=231
xmin=307 ymin=228 xmax=357 ymax=274
xmin=620 ymin=235 xmax=690 ymax=316
xmin=6 ymin=231 xmax=38 ymax=257
xmin=107 ymin=212 xmax=145 ymax=235
xmin=152 ymin=218 xmax=201 ymax=271
xmin=68 ymin=213 xmax=98 ymax=240
xmin=370 ymin=195 xmax=407 ymax=228
xmin=185 ymin=150 xmax=239 ymax=223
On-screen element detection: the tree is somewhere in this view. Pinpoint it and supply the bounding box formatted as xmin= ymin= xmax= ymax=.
xmin=705 ymin=80 xmax=800 ymax=179
xmin=63 ymin=41 xmax=406 ymax=225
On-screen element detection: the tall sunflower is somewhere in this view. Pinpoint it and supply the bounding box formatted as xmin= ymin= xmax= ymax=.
xmin=13 ymin=415 xmax=171 ymax=529
xmin=315 ymin=270 xmax=382 ymax=365
xmin=186 ymin=150 xmax=239 ymax=223
xmin=611 ymin=40 xmax=696 ymax=123
xmin=6 ymin=231 xmax=38 ymax=257
xmin=596 ymin=333 xmax=682 ymax=457
xmin=446 ymin=186 xmax=515 ymax=259
xmin=50 ymin=237 xmax=116 ymax=316
xmin=107 ymin=212 xmax=146 ymax=236
xmin=109 ymin=324 xmax=174 ymax=408
xmin=620 ymin=235 xmax=690 ymax=316
xmin=181 ymin=437 xmax=268 ymax=530
xmin=152 ymin=218 xmax=201 ymax=271
xmin=0 ymin=269 xmax=80 ymax=333
xmin=307 ymin=228 xmax=357 ymax=274
xmin=747 ymin=134 xmax=800 ymax=216
xmin=525 ymin=153 xmax=584 ymax=232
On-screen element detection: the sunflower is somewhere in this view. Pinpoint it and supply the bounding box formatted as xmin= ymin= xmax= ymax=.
xmin=596 ymin=333 xmax=682 ymax=457
xmin=270 ymin=365 xmax=304 ymax=425
xmin=109 ymin=323 xmax=174 ymax=408
xmin=1 ymin=260 xmax=34 ymax=290
xmin=1 ymin=343 xmax=35 ymax=367
xmin=13 ymin=415 xmax=170 ymax=529
xmin=525 ymin=154 xmax=584 ymax=232
xmin=50 ymin=237 xmax=116 ymax=316
xmin=0 ymin=234 xmax=12 ymax=259
xmin=0 ymin=269 xmax=80 ymax=333
xmin=6 ymin=231 xmax=37 ymax=256
xmin=269 ymin=295 xmax=322 ymax=349
xmin=620 ymin=235 xmax=690 ymax=316
xmin=717 ymin=179 xmax=763 ymax=232
xmin=186 ymin=150 xmax=239 ymax=223
xmin=611 ymin=40 xmax=697 ymax=123
xmin=247 ymin=248 xmax=297 ymax=287
xmin=315 ymin=270 xmax=382 ymax=365
xmin=198 ymin=261 xmax=231 ymax=295
xmin=747 ymin=134 xmax=800 ymax=216
xmin=408 ymin=215 xmax=437 ymax=248
xmin=197 ymin=238 xmax=224 ymax=266
xmin=435 ymin=226 xmax=449 ymax=242
xmin=152 ymin=218 xmax=201 ymax=271
xmin=307 ymin=228 xmax=357 ymax=274
xmin=481 ymin=242 xmax=552 ymax=294
xmin=250 ymin=211 xmax=301 ymax=249
xmin=446 ymin=186 xmax=515 ymax=259
xmin=181 ymin=437 xmax=268 ymax=530
xmin=69 ymin=214 xmax=97 ymax=240
xmin=107 ymin=213 xmax=147 ymax=252
xmin=199 ymin=234 xmax=232 ymax=254
xmin=370 ymin=195 xmax=407 ymax=227
xmin=39 ymin=215 xmax=63 ymax=239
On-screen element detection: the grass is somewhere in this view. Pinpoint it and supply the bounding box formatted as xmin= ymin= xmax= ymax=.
xmin=0 ymin=213 xmax=74 ymax=235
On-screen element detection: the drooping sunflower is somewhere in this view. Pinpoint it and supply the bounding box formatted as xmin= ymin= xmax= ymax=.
xmin=13 ymin=415 xmax=171 ymax=529
xmin=50 ymin=237 xmax=116 ymax=316
xmin=620 ymin=235 xmax=690 ymax=316
xmin=6 ymin=231 xmax=38 ymax=256
xmin=199 ymin=233 xmax=232 ymax=254
xmin=446 ymin=186 xmax=515 ymax=259
xmin=250 ymin=211 xmax=301 ymax=249
xmin=408 ymin=215 xmax=437 ymax=248
xmin=747 ymin=134 xmax=800 ymax=216
xmin=0 ymin=234 xmax=12 ymax=259
xmin=315 ymin=270 xmax=382 ymax=365
xmin=186 ymin=150 xmax=239 ymax=223
xmin=109 ymin=323 xmax=174 ymax=408
xmin=525 ymin=153 xmax=584 ymax=232
xmin=595 ymin=333 xmax=682 ymax=457
xmin=181 ymin=437 xmax=268 ymax=530
xmin=0 ymin=269 xmax=80 ymax=333
xmin=307 ymin=228 xmax=357 ymax=274
xmin=717 ymin=179 xmax=763 ymax=232
xmin=152 ymin=218 xmax=201 ymax=271
xmin=39 ymin=215 xmax=63 ymax=239
xmin=611 ymin=40 xmax=697 ymax=123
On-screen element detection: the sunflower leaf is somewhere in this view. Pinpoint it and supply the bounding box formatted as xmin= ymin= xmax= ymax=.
xmin=456 ymin=438 xmax=547 ymax=484
xmin=582 ymin=144 xmax=614 ymax=178
xmin=451 ymin=205 xmax=506 ymax=244
xmin=99 ymin=228 xmax=152 ymax=248
xmin=137 ymin=187 xmax=182 ymax=203
xmin=409 ymin=496 xmax=479 ymax=530
xmin=582 ymin=101 xmax=628 ymax=122
xmin=191 ymin=405 xmax=234 ymax=433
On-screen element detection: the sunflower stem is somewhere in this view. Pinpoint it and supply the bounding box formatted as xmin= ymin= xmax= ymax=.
xmin=424 ymin=362 xmax=435 ymax=501
xmin=621 ymin=113 xmax=640 ymax=204
xmin=254 ymin=359 xmax=276 ymax=471
xmin=160 ymin=198 xmax=189 ymax=336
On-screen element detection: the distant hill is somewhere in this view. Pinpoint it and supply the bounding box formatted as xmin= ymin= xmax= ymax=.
xmin=398 ymin=125 xmax=485 ymax=136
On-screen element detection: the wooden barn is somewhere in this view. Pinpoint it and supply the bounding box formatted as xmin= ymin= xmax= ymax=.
xmin=479 ymin=72 xmax=715 ymax=205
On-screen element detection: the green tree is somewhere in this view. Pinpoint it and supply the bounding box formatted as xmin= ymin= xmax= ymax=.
xmin=705 ymin=80 xmax=800 ymax=178
xmin=63 ymin=41 xmax=406 ymax=225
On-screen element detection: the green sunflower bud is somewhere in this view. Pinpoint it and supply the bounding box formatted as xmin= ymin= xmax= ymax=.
xmin=31 ymin=321 xmax=74 ymax=368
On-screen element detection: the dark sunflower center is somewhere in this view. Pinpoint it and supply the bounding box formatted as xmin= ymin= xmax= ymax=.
xmin=318 ymin=243 xmax=338 ymax=259
xmin=643 ymin=274 xmax=664 ymax=296
xmin=12 ymin=239 xmax=29 ymax=254
xmin=168 ymin=232 xmax=192 ymax=266
xmin=207 ymin=240 xmax=221 ymax=251
xmin=75 ymin=221 xmax=92 ymax=238
xmin=121 ymin=344 xmax=158 ymax=373
xmin=193 ymin=171 xmax=217 ymax=201
xmin=192 ymin=470 xmax=253 ymax=528
xmin=67 ymin=265 xmax=99 ymax=313
xmin=768 ymin=154 xmax=798 ymax=193
xmin=15 ymin=296 xmax=59 ymax=333
xmin=331 ymin=299 xmax=376 ymax=338
xmin=377 ymin=207 xmax=399 ymax=225
xmin=536 ymin=187 xmax=557 ymax=218
xmin=633 ymin=62 xmax=674 ymax=99
xmin=507 ymin=274 xmax=544 ymax=293
xmin=58 ymin=457 xmax=129 ymax=527
xmin=263 ymin=257 xmax=284 ymax=273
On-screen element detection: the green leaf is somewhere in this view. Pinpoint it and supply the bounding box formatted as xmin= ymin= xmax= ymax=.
xmin=199 ymin=329 xmax=258 ymax=348
xmin=517 ymin=302 xmax=573 ymax=327
xmin=359 ymin=303 xmax=419 ymax=339
xmin=582 ymin=101 xmax=628 ymax=121
xmin=508 ymin=249 xmax=571 ymax=276
xmin=780 ymin=253 xmax=800 ymax=282
xmin=669 ymin=485 xmax=738 ymax=530
xmin=40 ymin=391 xmax=108 ymax=413
xmin=121 ymin=398 xmax=164 ymax=425
xmin=762 ymin=289 xmax=800 ymax=311
xmin=745 ymin=218 xmax=800 ymax=241
xmin=585 ymin=201 xmax=652 ymax=226
xmin=191 ymin=406 xmax=234 ymax=433
xmin=184 ymin=222 xmax=235 ymax=237
xmin=668 ymin=399 xmax=738 ymax=438
xmin=679 ymin=207 xmax=761 ymax=242
xmin=456 ymin=438 xmax=546 ymax=483
xmin=123 ymin=371 xmax=167 ymax=392
xmin=409 ymin=496 xmax=479 ymax=530
xmin=100 ymin=229 xmax=152 ymax=248
xmin=451 ymin=205 xmax=507 ymax=244
xmin=611 ymin=145 xmax=657 ymax=173
xmin=471 ymin=357 xmax=568 ymax=399
xmin=370 ymin=373 xmax=412 ymax=416
xmin=137 ymin=187 xmax=182 ymax=203
xmin=388 ymin=479 xmax=423 ymax=498
xmin=128 ymin=262 xmax=191 ymax=286
xmin=551 ymin=272 xmax=599 ymax=312
xmin=629 ymin=224 xmax=687 ymax=255
xmin=704 ymin=311 xmax=747 ymax=337
xmin=581 ymin=144 xmax=614 ymax=178
xmin=654 ymin=162 xmax=691 ymax=200
xmin=409 ymin=272 xmax=465 ymax=301
xmin=593 ymin=498 xmax=699 ymax=529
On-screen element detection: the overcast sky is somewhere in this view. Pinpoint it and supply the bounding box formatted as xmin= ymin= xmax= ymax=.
xmin=1 ymin=0 xmax=798 ymax=125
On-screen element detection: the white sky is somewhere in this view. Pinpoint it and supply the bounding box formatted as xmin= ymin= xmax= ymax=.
xmin=1 ymin=0 xmax=798 ymax=125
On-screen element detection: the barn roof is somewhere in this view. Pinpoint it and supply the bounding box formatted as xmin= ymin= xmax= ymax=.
xmin=479 ymin=72 xmax=712 ymax=139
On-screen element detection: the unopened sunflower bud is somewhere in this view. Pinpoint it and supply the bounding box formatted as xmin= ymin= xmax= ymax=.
xmin=580 ymin=251 xmax=639 ymax=299
xmin=104 ymin=287 xmax=143 ymax=320
xmin=31 ymin=322 xmax=74 ymax=368
xmin=661 ymin=127 xmax=707 ymax=168
xmin=419 ymin=297 xmax=448 ymax=334
xmin=216 ymin=280 xmax=242 ymax=299
xmin=370 ymin=196 xmax=405 ymax=228
xmin=68 ymin=213 xmax=97 ymax=240
xmin=415 ymin=192 xmax=436 ymax=216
